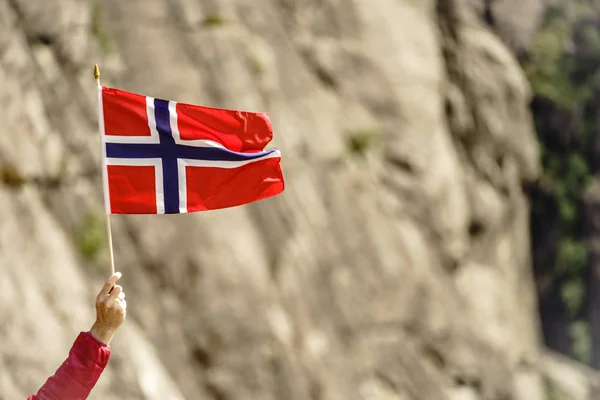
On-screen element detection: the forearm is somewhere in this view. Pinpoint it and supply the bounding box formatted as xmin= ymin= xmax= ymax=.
xmin=30 ymin=332 xmax=111 ymax=400
xmin=29 ymin=272 xmax=125 ymax=400
xmin=90 ymin=323 xmax=116 ymax=346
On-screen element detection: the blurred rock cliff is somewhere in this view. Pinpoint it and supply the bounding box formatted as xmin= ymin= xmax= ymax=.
xmin=1 ymin=0 xmax=599 ymax=399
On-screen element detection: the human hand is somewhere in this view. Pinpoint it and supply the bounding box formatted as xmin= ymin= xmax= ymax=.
xmin=90 ymin=272 xmax=127 ymax=345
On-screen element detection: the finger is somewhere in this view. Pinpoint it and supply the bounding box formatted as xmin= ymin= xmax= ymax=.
xmin=108 ymin=285 xmax=123 ymax=300
xmin=100 ymin=272 xmax=122 ymax=296
xmin=121 ymin=299 xmax=127 ymax=310
xmin=118 ymin=291 xmax=126 ymax=300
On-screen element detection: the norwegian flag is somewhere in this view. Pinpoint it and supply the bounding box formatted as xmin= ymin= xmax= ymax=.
xmin=98 ymin=86 xmax=284 ymax=214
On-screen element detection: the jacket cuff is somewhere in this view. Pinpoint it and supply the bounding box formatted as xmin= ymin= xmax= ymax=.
xmin=83 ymin=331 xmax=110 ymax=347
xmin=76 ymin=331 xmax=111 ymax=367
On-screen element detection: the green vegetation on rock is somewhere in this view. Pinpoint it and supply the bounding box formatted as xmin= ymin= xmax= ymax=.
xmin=523 ymin=0 xmax=600 ymax=364
xmin=75 ymin=212 xmax=105 ymax=262
xmin=571 ymin=320 xmax=593 ymax=365
xmin=347 ymin=129 xmax=378 ymax=156
xmin=248 ymin=53 xmax=265 ymax=75
xmin=91 ymin=1 xmax=113 ymax=54
xmin=202 ymin=15 xmax=225 ymax=27
xmin=0 ymin=164 xmax=26 ymax=188
xmin=523 ymin=5 xmax=574 ymax=108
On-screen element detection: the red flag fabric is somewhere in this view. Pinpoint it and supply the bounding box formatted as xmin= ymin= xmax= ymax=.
xmin=98 ymin=86 xmax=284 ymax=214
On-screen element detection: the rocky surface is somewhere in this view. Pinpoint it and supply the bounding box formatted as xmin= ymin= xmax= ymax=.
xmin=0 ymin=0 xmax=597 ymax=399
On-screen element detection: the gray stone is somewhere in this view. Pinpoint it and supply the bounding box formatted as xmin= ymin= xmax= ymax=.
xmin=0 ymin=0 xmax=596 ymax=399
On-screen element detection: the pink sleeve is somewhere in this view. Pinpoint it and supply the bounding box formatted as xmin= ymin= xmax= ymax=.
xmin=27 ymin=332 xmax=111 ymax=400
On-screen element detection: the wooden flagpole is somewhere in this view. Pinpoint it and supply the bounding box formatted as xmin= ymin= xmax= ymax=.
xmin=94 ymin=64 xmax=116 ymax=276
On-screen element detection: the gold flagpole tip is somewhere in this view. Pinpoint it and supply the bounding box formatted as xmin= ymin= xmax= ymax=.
xmin=94 ymin=64 xmax=100 ymax=80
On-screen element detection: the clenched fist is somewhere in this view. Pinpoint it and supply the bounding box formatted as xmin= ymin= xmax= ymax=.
xmin=89 ymin=272 xmax=127 ymax=345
